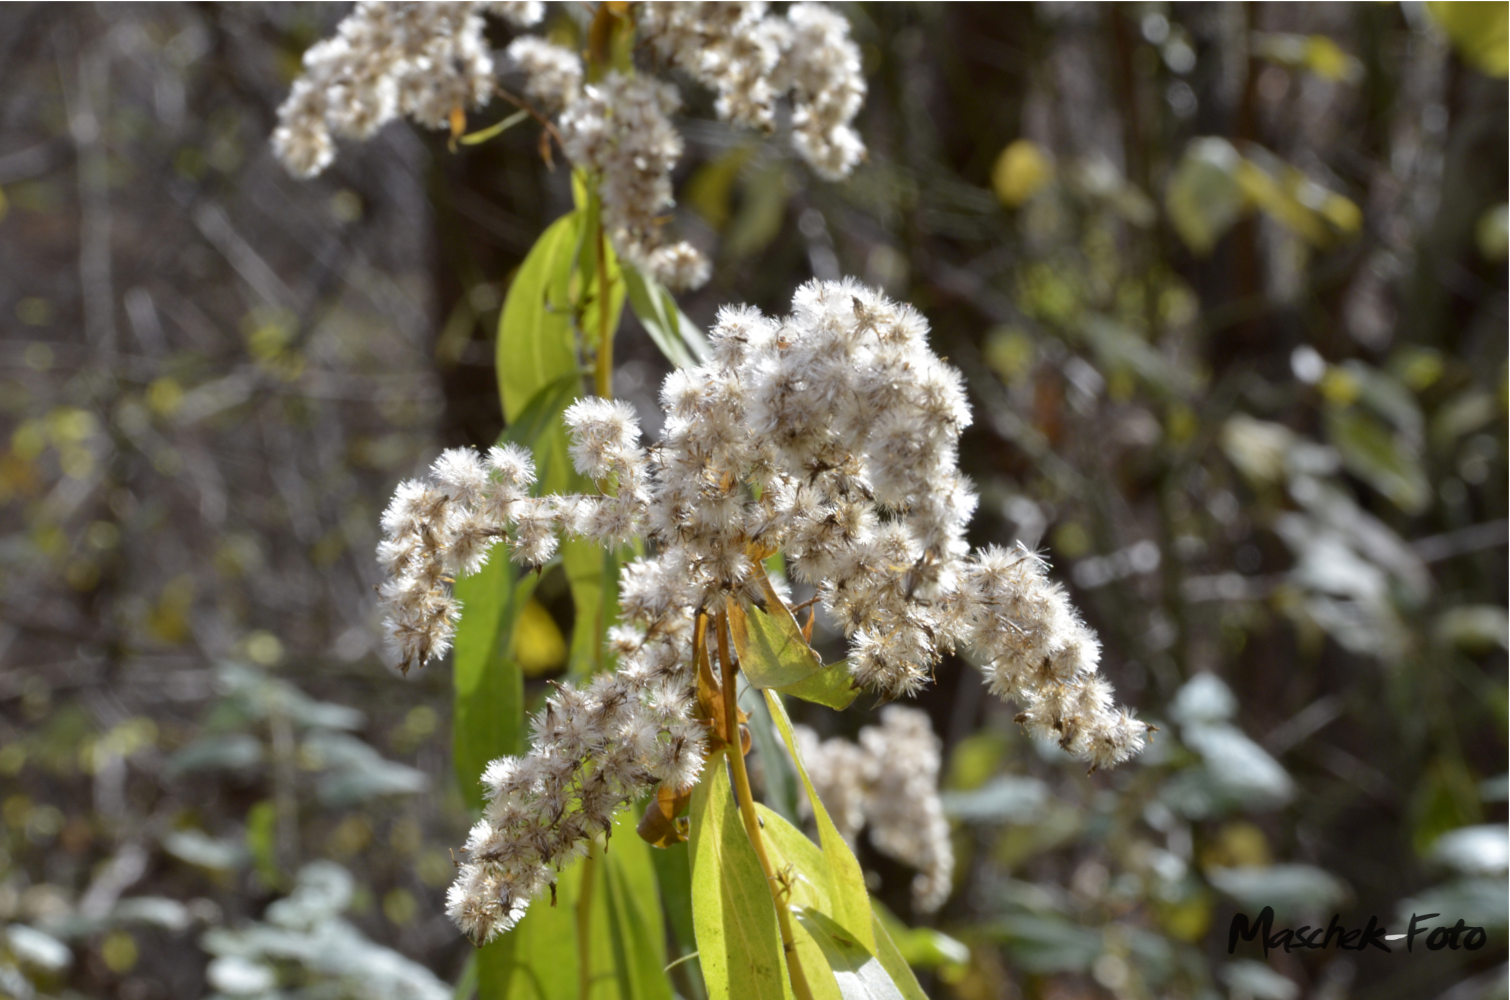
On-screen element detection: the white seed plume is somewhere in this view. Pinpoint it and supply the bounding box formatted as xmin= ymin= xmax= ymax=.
xmin=504 ymin=36 xmax=582 ymax=112
xmin=796 ymin=707 xmax=953 ymax=913
xmin=272 ymin=2 xmax=530 ymax=179
xmin=276 ymin=2 xmax=868 ymax=284
xmin=559 ymin=72 xmax=710 ymax=292
xmin=376 ymin=280 xmax=1148 ymax=943
xmin=635 ymin=1 xmax=867 ymax=179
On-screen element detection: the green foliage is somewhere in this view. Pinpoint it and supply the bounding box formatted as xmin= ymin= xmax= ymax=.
xmin=480 ymin=809 xmax=672 ymax=1000
xmin=689 ymin=751 xmax=792 ymax=1000
xmin=623 ymin=265 xmax=710 ymax=368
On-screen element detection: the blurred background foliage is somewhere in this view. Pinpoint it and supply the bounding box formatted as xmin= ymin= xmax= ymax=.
xmin=0 ymin=3 xmax=1504 ymax=1000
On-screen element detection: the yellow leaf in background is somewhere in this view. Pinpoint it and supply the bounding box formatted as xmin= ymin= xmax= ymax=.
xmin=512 ymin=597 xmax=566 ymax=677
xmin=1304 ymin=35 xmax=1364 ymax=82
xmin=1252 ymin=32 xmax=1363 ymax=83
xmin=685 ymin=144 xmax=754 ymax=230
xmin=1427 ymin=1 xmax=1510 ymax=78
xmin=1477 ymin=203 xmax=1509 ymax=261
xmin=101 ymin=930 xmax=139 ymax=974
xmin=991 ymin=139 xmax=1052 ymax=208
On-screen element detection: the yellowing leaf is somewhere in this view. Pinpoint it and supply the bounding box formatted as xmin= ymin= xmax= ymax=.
xmin=512 ymin=598 xmax=566 ymax=677
xmin=991 ymin=140 xmax=1052 ymax=208
xmin=1428 ymin=1 xmax=1510 ymax=77
xmin=1252 ymin=32 xmax=1362 ymax=82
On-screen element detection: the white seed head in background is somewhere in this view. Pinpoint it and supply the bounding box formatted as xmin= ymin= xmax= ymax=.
xmin=797 ymin=707 xmax=953 ymax=913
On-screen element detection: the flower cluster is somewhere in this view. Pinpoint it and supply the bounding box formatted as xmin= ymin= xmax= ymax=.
xmin=558 ymin=72 xmax=711 ymax=291
xmin=633 ymin=2 xmax=867 ymax=179
xmin=274 ymin=2 xmax=867 ymax=287
xmin=272 ymin=2 xmax=543 ymax=179
xmin=376 ymin=279 xmax=1149 ymax=942
xmin=796 ymin=707 xmax=952 ymax=912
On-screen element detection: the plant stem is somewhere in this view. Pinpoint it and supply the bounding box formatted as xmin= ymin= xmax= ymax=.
xmin=713 ymin=607 xmax=816 ymax=1000
xmin=594 ymin=222 xmax=613 ymax=399
xmin=577 ymin=841 xmax=598 ymax=1000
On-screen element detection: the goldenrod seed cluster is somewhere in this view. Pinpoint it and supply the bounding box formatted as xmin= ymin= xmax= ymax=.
xmin=274 ymin=2 xmax=868 ymax=290
xmin=375 ymin=280 xmax=1148 ymax=942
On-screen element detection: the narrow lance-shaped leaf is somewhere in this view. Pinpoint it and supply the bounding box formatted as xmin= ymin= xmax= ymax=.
xmin=764 ymin=692 xmax=876 ymax=954
xmin=689 ymin=750 xmax=793 ymax=1000
xmin=482 ymin=809 xmax=672 ymax=1000
xmin=623 ymin=264 xmax=710 ymax=368
xmin=792 ymin=909 xmax=905 ymax=1000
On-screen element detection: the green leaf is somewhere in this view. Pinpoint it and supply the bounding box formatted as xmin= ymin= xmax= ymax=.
xmin=749 ymin=805 xmax=849 ymax=1000
xmin=764 ymin=692 xmax=876 ymax=954
xmin=649 ymin=841 xmax=702 ymax=994
xmin=452 ymin=555 xmax=535 ymax=811
xmin=1165 ymin=138 xmax=1245 ymax=255
xmin=623 ymin=264 xmax=710 ymax=369
xmin=775 ymin=660 xmax=859 ymax=712
xmin=459 ymin=108 xmax=531 ymax=146
xmin=791 ymin=908 xmax=904 ymax=1000
xmin=597 ymin=809 xmax=674 ymax=1000
xmin=565 ymin=540 xmax=615 ymax=678
xmin=1427 ymin=1 xmax=1509 ymax=77
xmin=497 ymin=212 xmax=583 ymax=426
xmin=481 ymin=808 xmax=671 ymax=1000
xmin=741 ymin=688 xmax=801 ymax=824
xmin=1324 ymin=408 xmax=1430 ymax=514
xmin=731 ymin=603 xmax=823 ymax=689
xmin=689 ymin=750 xmax=793 ymax=1000
xmin=867 ymin=916 xmax=930 ymax=1000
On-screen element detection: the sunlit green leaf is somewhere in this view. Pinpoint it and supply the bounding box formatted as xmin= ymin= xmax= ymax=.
xmin=623 ymin=265 xmax=710 ymax=368
xmin=764 ymin=692 xmax=876 ymax=953
xmin=869 ymin=901 xmax=968 ymax=972
xmin=451 ymin=535 xmax=535 ymax=811
xmin=497 ymin=213 xmax=583 ymax=427
xmin=868 ymin=916 xmax=929 ymax=1000
xmin=776 ymin=659 xmax=859 ymax=712
xmin=742 ymin=687 xmax=800 ymax=824
xmin=689 ymin=750 xmax=792 ymax=1000
xmin=792 ymin=908 xmax=904 ymax=1000
xmin=731 ymin=602 xmax=823 ymax=689
xmin=482 ymin=808 xmax=672 ymax=1000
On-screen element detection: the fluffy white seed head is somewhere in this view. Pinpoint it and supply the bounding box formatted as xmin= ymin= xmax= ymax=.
xmin=373 ymin=280 xmax=1147 ymax=943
